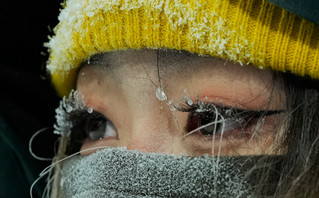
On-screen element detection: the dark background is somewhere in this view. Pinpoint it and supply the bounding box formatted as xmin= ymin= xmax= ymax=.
xmin=1 ymin=0 xmax=63 ymax=197
xmin=0 ymin=0 xmax=317 ymax=197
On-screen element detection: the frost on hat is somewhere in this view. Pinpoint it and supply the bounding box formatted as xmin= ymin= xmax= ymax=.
xmin=46 ymin=0 xmax=319 ymax=96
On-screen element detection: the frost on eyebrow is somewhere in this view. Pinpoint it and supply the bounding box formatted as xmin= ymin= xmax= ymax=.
xmin=54 ymin=90 xmax=93 ymax=136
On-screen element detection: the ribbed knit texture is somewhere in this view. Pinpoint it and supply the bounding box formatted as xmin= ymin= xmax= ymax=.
xmin=46 ymin=0 xmax=319 ymax=96
xmin=60 ymin=147 xmax=255 ymax=197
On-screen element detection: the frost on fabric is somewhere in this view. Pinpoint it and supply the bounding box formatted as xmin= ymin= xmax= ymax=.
xmin=46 ymin=0 xmax=260 ymax=79
xmin=60 ymin=147 xmax=255 ymax=198
xmin=53 ymin=90 xmax=90 ymax=136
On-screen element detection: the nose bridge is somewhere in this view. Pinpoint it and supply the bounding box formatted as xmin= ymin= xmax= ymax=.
xmin=125 ymin=111 xmax=172 ymax=153
xmin=120 ymin=64 xmax=175 ymax=152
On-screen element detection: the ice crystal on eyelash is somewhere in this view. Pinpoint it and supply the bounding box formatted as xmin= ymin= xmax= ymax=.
xmin=192 ymin=101 xmax=206 ymax=113
xmin=225 ymin=109 xmax=232 ymax=116
xmin=187 ymin=99 xmax=193 ymax=106
xmin=167 ymin=100 xmax=176 ymax=111
xmin=53 ymin=90 xmax=89 ymax=136
xmin=182 ymin=94 xmax=195 ymax=106
xmin=87 ymin=107 xmax=93 ymax=113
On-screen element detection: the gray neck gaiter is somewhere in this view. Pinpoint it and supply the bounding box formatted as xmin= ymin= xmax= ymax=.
xmin=60 ymin=147 xmax=256 ymax=198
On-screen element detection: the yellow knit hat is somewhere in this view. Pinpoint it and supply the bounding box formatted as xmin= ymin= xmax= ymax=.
xmin=46 ymin=0 xmax=319 ymax=96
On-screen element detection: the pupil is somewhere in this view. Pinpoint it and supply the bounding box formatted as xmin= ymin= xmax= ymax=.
xmin=85 ymin=113 xmax=107 ymax=136
xmin=199 ymin=113 xmax=220 ymax=136
xmin=91 ymin=117 xmax=106 ymax=131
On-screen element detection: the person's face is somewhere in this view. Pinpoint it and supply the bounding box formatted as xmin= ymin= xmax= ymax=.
xmin=75 ymin=49 xmax=285 ymax=156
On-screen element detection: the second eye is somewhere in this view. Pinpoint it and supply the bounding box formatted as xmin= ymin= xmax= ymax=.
xmin=84 ymin=111 xmax=118 ymax=141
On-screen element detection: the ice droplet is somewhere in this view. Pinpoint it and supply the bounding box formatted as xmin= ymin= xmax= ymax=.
xmin=187 ymin=99 xmax=193 ymax=106
xmin=225 ymin=109 xmax=232 ymax=116
xmin=87 ymin=107 xmax=93 ymax=113
xmin=167 ymin=100 xmax=176 ymax=111
xmin=183 ymin=95 xmax=189 ymax=101
xmin=66 ymin=106 xmax=73 ymax=113
xmin=156 ymin=86 xmax=167 ymax=101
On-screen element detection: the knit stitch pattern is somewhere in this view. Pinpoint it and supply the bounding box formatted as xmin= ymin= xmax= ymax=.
xmin=46 ymin=0 xmax=319 ymax=96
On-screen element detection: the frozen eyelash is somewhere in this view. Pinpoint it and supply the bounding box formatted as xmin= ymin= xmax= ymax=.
xmin=175 ymin=99 xmax=229 ymax=116
xmin=176 ymin=98 xmax=283 ymax=120
xmin=53 ymin=89 xmax=93 ymax=136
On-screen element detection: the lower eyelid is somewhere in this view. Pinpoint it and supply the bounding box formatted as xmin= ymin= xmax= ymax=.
xmin=182 ymin=127 xmax=267 ymax=156
xmin=80 ymin=137 xmax=119 ymax=155
xmin=187 ymin=115 xmax=276 ymax=142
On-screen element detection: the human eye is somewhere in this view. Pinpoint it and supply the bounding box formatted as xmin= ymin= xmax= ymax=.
xmin=72 ymin=110 xmax=118 ymax=141
xmin=53 ymin=90 xmax=118 ymax=154
xmin=175 ymin=100 xmax=284 ymax=154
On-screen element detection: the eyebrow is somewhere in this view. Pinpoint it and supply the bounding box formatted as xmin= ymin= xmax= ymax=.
xmin=85 ymin=53 xmax=111 ymax=66
xmin=81 ymin=49 xmax=207 ymax=68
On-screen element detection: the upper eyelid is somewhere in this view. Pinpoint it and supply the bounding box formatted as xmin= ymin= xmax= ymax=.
xmin=175 ymin=101 xmax=285 ymax=118
xmin=69 ymin=94 xmax=121 ymax=130
xmin=69 ymin=109 xmax=110 ymax=125
xmin=88 ymin=106 xmax=115 ymax=123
